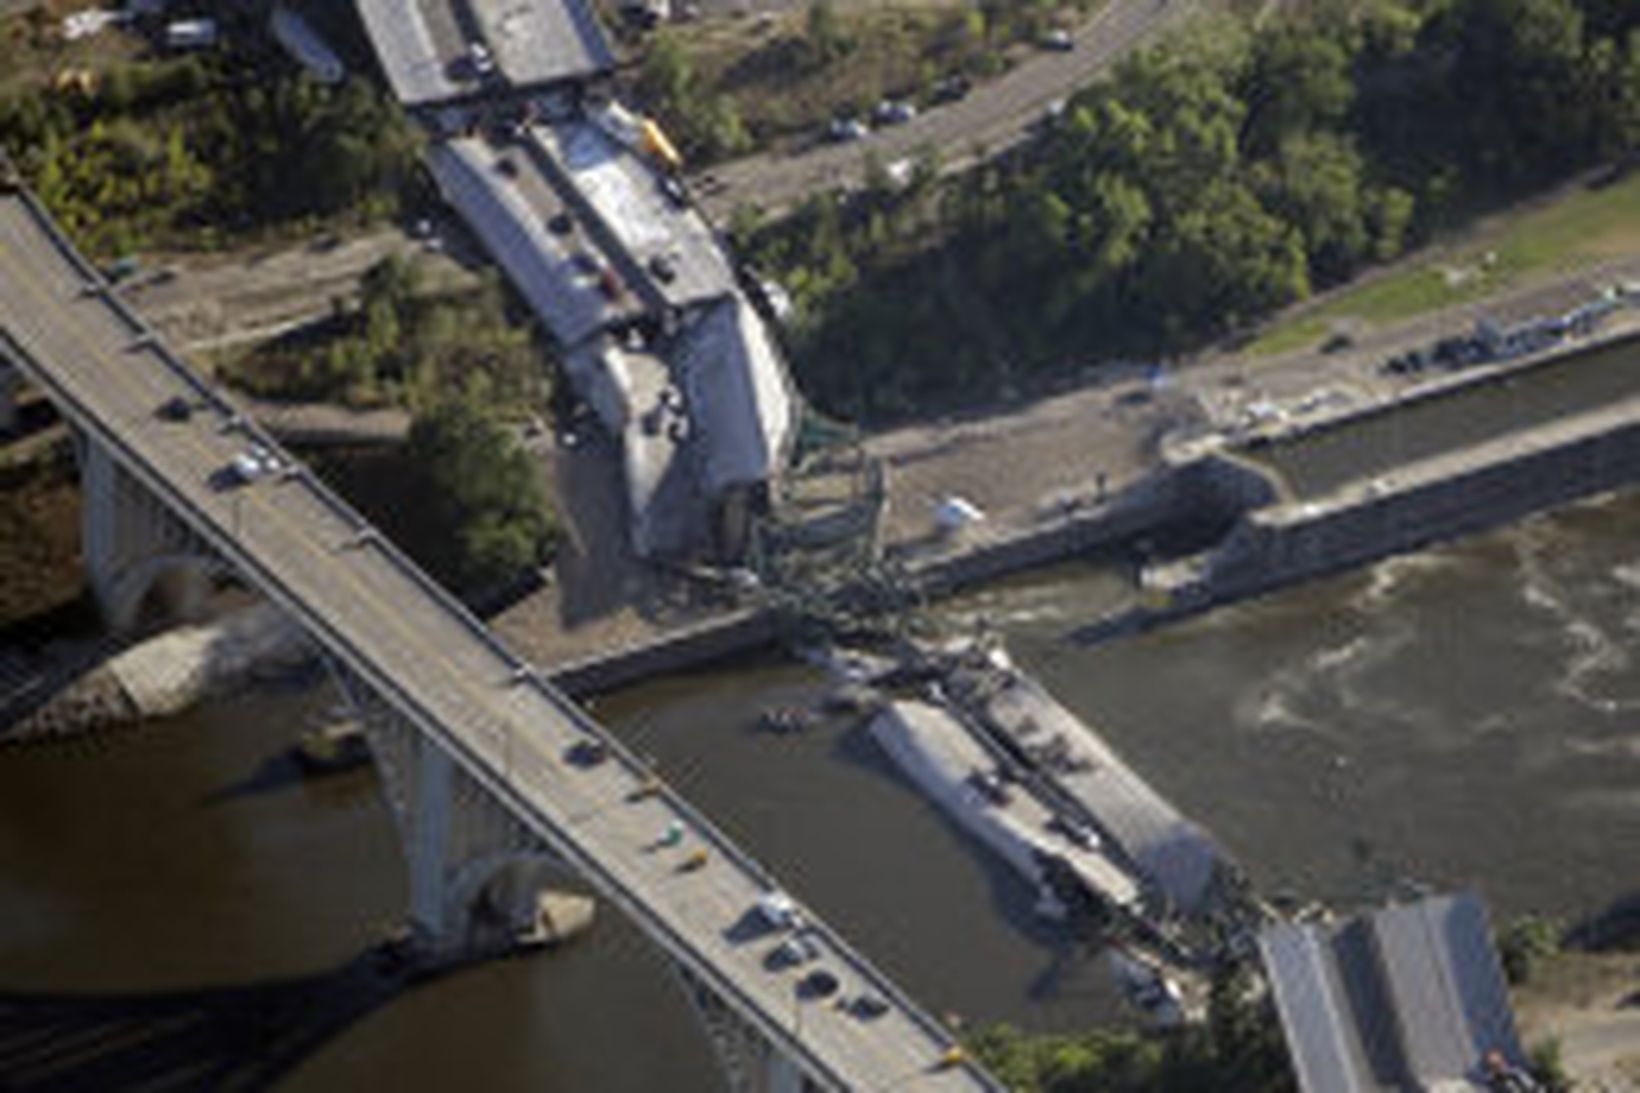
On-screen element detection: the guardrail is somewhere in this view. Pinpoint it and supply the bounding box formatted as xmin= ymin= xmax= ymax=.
xmin=1 ymin=190 xmax=1002 ymax=1091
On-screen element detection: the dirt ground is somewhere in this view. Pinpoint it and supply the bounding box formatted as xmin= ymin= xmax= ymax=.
xmin=0 ymin=454 xmax=84 ymax=629
xmin=1515 ymin=949 xmax=1640 ymax=1092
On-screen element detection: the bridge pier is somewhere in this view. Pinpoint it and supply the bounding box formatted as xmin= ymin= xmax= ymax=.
xmin=673 ymin=963 xmax=822 ymax=1093
xmin=0 ymin=359 xmax=18 ymax=433
xmin=77 ymin=434 xmax=224 ymax=631
xmin=329 ymin=662 xmax=564 ymax=960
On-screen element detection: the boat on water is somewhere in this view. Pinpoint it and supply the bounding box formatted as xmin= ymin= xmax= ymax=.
xmin=295 ymin=719 xmax=370 ymax=774
xmin=759 ymin=706 xmax=816 ymax=734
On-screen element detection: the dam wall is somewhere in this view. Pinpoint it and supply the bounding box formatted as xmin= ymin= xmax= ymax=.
xmin=1161 ymin=397 xmax=1640 ymax=611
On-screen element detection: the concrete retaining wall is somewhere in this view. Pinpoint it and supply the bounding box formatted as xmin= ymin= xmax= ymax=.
xmin=546 ymin=607 xmax=781 ymax=696
xmin=911 ymin=451 xmax=1276 ymax=597
xmin=547 ymin=452 xmax=1281 ymax=693
xmin=1180 ymin=401 xmax=1640 ymax=608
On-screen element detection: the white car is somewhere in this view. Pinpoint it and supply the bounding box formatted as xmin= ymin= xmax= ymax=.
xmin=872 ymin=99 xmax=917 ymax=126
xmin=1040 ymin=28 xmax=1073 ymax=50
xmin=227 ymin=444 xmax=283 ymax=486
xmin=826 ymin=117 xmax=869 ymax=143
xmin=753 ymin=890 xmax=802 ymax=931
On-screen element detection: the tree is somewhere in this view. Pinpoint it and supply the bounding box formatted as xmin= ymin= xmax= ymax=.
xmin=1138 ymin=180 xmax=1309 ymax=340
xmin=1241 ymin=21 xmax=1356 ymax=157
xmin=805 ymin=0 xmax=851 ymax=66
xmin=407 ymin=397 xmax=556 ymax=590
xmin=1439 ymin=0 xmax=1595 ymax=180
xmin=1595 ymin=30 xmax=1640 ymax=160
xmin=1264 ymin=131 xmax=1372 ymax=283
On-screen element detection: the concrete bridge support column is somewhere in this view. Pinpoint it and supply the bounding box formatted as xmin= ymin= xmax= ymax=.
xmin=330 ymin=663 xmax=561 ymax=960
xmin=0 ymin=359 xmax=19 ymax=434
xmin=673 ymin=963 xmax=821 ymax=1093
xmin=78 ymin=435 xmax=221 ymax=631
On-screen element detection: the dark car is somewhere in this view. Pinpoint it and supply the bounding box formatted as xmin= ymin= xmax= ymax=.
xmin=764 ymin=932 xmax=820 ymax=970
xmin=157 ymin=395 xmax=192 ymax=422
xmin=849 ymin=993 xmax=889 ymax=1019
xmin=798 ymin=968 xmax=840 ymax=999
xmin=657 ymin=175 xmax=689 ymax=209
xmin=566 ymin=739 xmax=610 ymax=767
xmin=931 ymin=75 xmax=971 ymax=104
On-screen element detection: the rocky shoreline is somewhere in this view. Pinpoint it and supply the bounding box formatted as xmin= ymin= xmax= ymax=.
xmin=3 ymin=601 xmax=312 ymax=743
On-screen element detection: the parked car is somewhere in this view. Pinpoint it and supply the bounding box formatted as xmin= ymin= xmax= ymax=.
xmin=657 ymin=174 xmax=689 ymax=209
xmin=826 ymin=117 xmax=869 ymax=143
xmin=872 ymin=99 xmax=917 ymax=126
xmin=967 ymin=768 xmax=1012 ymax=806
xmin=931 ymin=75 xmax=971 ymax=103
xmin=1040 ymin=27 xmax=1074 ymax=50
xmin=1047 ymin=813 xmax=1100 ymax=850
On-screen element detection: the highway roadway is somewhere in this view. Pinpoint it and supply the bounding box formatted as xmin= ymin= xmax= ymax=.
xmin=0 ymin=189 xmax=1003 ymax=1092
xmin=693 ymin=0 xmax=1207 ymax=218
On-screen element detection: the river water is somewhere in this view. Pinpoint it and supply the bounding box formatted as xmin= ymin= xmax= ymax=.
xmin=1257 ymin=336 xmax=1640 ymax=498
xmin=0 ymin=491 xmax=1635 ymax=1090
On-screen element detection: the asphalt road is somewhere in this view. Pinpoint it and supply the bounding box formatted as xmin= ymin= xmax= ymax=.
xmin=0 ymin=192 xmax=1000 ymax=1093
xmin=121 ymin=227 xmax=478 ymax=354
xmin=693 ymin=0 xmax=1206 ymax=218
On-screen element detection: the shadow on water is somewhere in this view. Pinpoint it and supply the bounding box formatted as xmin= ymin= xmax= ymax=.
xmin=0 ymin=946 xmax=415 ymax=1093
xmin=197 ymin=745 xmax=379 ymax=808
xmin=197 ymin=750 xmax=311 ymax=806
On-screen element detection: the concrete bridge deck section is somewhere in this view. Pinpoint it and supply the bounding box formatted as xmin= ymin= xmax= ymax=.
xmin=0 ymin=189 xmax=1001 ymax=1092
xmin=358 ymin=0 xmax=613 ymax=106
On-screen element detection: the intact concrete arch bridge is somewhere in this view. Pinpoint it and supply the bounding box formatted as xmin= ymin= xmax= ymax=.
xmin=0 ymin=182 xmax=1004 ymax=1093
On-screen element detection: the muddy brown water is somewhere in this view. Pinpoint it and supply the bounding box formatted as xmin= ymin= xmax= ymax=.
xmin=0 ymin=491 xmax=1636 ymax=1090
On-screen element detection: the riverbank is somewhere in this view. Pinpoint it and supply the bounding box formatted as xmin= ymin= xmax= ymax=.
xmin=8 ymin=265 xmax=1636 ymax=744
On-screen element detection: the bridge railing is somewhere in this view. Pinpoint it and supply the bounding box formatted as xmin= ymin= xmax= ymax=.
xmin=4 ymin=190 xmax=1002 ymax=1090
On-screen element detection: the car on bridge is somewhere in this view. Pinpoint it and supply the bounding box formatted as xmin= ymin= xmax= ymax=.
xmin=765 ymin=930 xmax=820 ymax=969
xmin=753 ymin=889 xmax=803 ymax=931
xmin=156 ymin=395 xmax=193 ymax=423
xmin=215 ymin=444 xmax=283 ymax=489
xmin=849 ymin=992 xmax=889 ymax=1019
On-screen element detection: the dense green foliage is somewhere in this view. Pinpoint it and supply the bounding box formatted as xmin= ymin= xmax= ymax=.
xmin=739 ymin=0 xmax=1640 ymax=422
xmin=638 ymin=31 xmax=753 ymax=161
xmin=406 ymin=397 xmax=557 ymax=590
xmin=0 ymin=8 xmax=420 ymax=257
xmin=1497 ymin=914 xmax=1562 ymax=985
xmin=970 ymin=965 xmax=1295 ymax=1093
xmin=225 ymin=256 xmax=549 ymax=412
